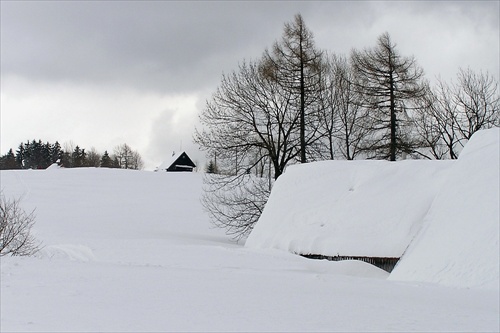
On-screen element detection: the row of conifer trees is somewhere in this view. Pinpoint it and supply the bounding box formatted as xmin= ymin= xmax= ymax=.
xmin=0 ymin=140 xmax=142 ymax=170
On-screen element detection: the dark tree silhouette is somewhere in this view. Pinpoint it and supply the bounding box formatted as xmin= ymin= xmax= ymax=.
xmin=351 ymin=32 xmax=427 ymax=161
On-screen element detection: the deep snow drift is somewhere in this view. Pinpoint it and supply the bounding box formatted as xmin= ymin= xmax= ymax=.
xmin=389 ymin=128 xmax=500 ymax=290
xmin=246 ymin=128 xmax=499 ymax=290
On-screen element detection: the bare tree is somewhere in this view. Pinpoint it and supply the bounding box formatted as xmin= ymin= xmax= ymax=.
xmin=130 ymin=150 xmax=144 ymax=170
xmin=113 ymin=143 xmax=144 ymax=170
xmin=195 ymin=60 xmax=301 ymax=181
xmin=317 ymin=54 xmax=370 ymax=160
xmin=196 ymin=15 xmax=325 ymax=177
xmin=351 ymin=32 xmax=427 ymax=161
xmin=63 ymin=141 xmax=76 ymax=156
xmin=0 ymin=194 xmax=41 ymax=256
xmin=85 ymin=147 xmax=102 ymax=167
xmin=414 ymin=68 xmax=499 ymax=159
xmin=194 ymin=15 xmax=332 ymax=239
xmin=453 ymin=68 xmax=499 ymax=143
xmin=201 ymin=174 xmax=272 ymax=241
xmin=60 ymin=140 xmax=76 ymax=167
xmin=414 ymin=80 xmax=461 ymax=159
xmin=262 ymin=13 xmax=325 ymax=163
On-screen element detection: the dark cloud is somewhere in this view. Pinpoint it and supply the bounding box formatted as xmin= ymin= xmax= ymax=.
xmin=1 ymin=1 xmax=313 ymax=93
xmin=2 ymin=1 xmax=498 ymax=93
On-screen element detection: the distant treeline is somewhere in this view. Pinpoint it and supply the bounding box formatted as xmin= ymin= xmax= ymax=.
xmin=0 ymin=140 xmax=143 ymax=170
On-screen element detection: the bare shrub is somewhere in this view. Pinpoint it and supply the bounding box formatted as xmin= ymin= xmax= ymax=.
xmin=201 ymin=174 xmax=272 ymax=241
xmin=0 ymin=194 xmax=41 ymax=256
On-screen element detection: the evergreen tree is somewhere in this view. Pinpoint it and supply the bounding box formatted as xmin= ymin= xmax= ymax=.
xmin=60 ymin=151 xmax=72 ymax=168
xmin=19 ymin=139 xmax=54 ymax=169
xmin=0 ymin=149 xmax=20 ymax=170
xmin=205 ymin=159 xmax=218 ymax=174
xmin=50 ymin=141 xmax=63 ymax=164
xmin=8 ymin=139 xmax=90 ymax=169
xmin=100 ymin=151 xmax=113 ymax=168
xmin=15 ymin=143 xmax=25 ymax=169
xmin=41 ymin=142 xmax=52 ymax=168
xmin=30 ymin=140 xmax=42 ymax=169
xmin=72 ymin=146 xmax=86 ymax=168
xmin=22 ymin=140 xmax=34 ymax=169
xmin=20 ymin=140 xmax=40 ymax=169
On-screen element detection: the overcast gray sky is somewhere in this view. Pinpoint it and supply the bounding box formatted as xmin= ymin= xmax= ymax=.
xmin=1 ymin=1 xmax=499 ymax=170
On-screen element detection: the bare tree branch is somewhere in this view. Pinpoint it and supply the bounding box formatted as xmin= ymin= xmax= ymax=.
xmin=0 ymin=194 xmax=41 ymax=256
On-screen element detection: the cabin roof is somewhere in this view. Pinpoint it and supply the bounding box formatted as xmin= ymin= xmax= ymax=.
xmin=157 ymin=152 xmax=196 ymax=171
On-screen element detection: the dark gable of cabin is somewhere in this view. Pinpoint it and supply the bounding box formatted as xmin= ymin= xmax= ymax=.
xmin=167 ymin=152 xmax=196 ymax=172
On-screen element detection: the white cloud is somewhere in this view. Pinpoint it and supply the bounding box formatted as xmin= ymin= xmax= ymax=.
xmin=145 ymin=94 xmax=202 ymax=170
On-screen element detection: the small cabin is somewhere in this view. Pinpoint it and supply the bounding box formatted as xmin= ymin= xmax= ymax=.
xmin=157 ymin=152 xmax=196 ymax=172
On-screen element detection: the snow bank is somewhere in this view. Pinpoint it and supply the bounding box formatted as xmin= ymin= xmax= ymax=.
xmin=245 ymin=158 xmax=454 ymax=258
xmin=389 ymin=128 xmax=499 ymax=290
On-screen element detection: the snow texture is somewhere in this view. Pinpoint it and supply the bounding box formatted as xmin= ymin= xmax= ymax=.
xmin=390 ymin=128 xmax=500 ymax=290
xmin=245 ymin=159 xmax=454 ymax=257
xmin=246 ymin=128 xmax=499 ymax=291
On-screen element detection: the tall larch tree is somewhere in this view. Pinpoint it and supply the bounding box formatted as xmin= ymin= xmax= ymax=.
xmin=351 ymin=32 xmax=427 ymax=161
xmin=262 ymin=13 xmax=325 ymax=163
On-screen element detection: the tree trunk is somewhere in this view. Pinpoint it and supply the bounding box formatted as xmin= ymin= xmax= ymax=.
xmin=299 ymin=26 xmax=307 ymax=164
xmin=390 ymin=78 xmax=397 ymax=161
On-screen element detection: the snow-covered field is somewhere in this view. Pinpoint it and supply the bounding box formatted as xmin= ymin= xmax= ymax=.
xmin=1 ymin=132 xmax=499 ymax=332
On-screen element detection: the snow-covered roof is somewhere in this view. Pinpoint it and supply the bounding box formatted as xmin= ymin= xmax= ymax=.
xmin=157 ymin=152 xmax=183 ymax=171
xmin=157 ymin=152 xmax=195 ymax=171
xmin=246 ymin=158 xmax=454 ymax=257
xmin=246 ymin=128 xmax=499 ymax=290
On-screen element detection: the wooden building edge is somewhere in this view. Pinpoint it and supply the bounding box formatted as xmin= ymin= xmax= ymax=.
xmin=301 ymin=253 xmax=400 ymax=273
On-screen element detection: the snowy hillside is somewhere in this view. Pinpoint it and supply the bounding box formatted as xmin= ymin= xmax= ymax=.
xmin=1 ymin=153 xmax=498 ymax=331
xmin=246 ymin=128 xmax=499 ymax=290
